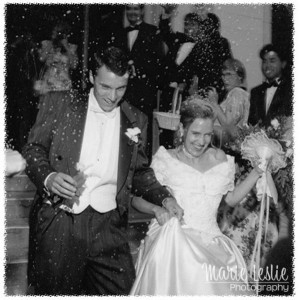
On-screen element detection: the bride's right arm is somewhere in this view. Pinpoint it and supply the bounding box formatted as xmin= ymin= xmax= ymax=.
xmin=132 ymin=197 xmax=171 ymax=226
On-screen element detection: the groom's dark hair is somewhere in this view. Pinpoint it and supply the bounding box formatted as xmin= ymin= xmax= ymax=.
xmin=89 ymin=46 xmax=129 ymax=77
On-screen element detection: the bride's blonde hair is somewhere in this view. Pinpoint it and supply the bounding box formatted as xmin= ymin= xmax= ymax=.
xmin=180 ymin=97 xmax=214 ymax=128
xmin=173 ymin=97 xmax=215 ymax=146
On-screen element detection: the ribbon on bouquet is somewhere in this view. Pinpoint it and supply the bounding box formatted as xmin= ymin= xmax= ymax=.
xmin=250 ymin=146 xmax=278 ymax=287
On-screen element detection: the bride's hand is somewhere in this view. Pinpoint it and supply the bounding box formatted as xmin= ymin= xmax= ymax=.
xmin=162 ymin=197 xmax=184 ymax=221
xmin=152 ymin=206 xmax=172 ymax=226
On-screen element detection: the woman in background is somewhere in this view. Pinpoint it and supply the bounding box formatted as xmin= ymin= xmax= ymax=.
xmin=34 ymin=21 xmax=78 ymax=95
xmin=206 ymin=58 xmax=250 ymax=146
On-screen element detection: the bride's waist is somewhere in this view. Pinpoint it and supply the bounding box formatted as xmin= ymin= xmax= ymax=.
xmin=183 ymin=217 xmax=221 ymax=234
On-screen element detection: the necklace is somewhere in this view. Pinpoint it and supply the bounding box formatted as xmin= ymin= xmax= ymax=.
xmin=181 ymin=145 xmax=198 ymax=159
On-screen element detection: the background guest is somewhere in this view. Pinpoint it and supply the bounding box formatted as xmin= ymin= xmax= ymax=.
xmin=180 ymin=13 xmax=232 ymax=101
xmin=107 ymin=4 xmax=165 ymax=158
xmin=158 ymin=7 xmax=200 ymax=149
xmin=248 ymin=43 xmax=293 ymax=126
xmin=217 ymin=52 xmax=293 ymax=279
xmin=206 ymin=58 xmax=250 ymax=146
xmin=6 ymin=32 xmax=41 ymax=151
xmin=34 ymin=20 xmax=78 ymax=95
xmin=159 ymin=9 xmax=200 ymax=108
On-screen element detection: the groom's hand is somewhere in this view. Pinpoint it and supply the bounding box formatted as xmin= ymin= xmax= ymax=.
xmin=46 ymin=172 xmax=77 ymax=199
xmin=162 ymin=197 xmax=184 ymax=221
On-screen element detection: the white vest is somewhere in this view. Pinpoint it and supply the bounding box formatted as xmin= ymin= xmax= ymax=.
xmin=72 ymin=88 xmax=120 ymax=214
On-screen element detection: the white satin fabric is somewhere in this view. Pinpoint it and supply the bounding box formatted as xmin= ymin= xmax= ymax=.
xmin=130 ymin=147 xmax=254 ymax=296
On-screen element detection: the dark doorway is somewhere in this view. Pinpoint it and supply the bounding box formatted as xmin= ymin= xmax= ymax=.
xmin=272 ymin=4 xmax=294 ymax=80
xmin=5 ymin=4 xmax=124 ymax=151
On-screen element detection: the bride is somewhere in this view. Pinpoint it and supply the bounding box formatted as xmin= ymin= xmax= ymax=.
xmin=129 ymin=99 xmax=262 ymax=296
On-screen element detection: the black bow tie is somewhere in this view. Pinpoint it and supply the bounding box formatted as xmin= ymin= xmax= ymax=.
xmin=264 ymin=80 xmax=280 ymax=89
xmin=126 ymin=24 xmax=141 ymax=32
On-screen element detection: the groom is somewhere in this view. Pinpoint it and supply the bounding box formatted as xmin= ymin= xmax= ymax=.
xmin=22 ymin=46 xmax=183 ymax=295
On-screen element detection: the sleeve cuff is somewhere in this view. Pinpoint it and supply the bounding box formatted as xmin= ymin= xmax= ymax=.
xmin=43 ymin=172 xmax=57 ymax=196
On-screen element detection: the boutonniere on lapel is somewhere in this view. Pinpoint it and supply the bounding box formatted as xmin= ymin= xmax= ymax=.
xmin=125 ymin=127 xmax=141 ymax=145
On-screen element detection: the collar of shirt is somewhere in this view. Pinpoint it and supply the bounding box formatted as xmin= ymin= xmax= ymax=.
xmin=88 ymin=88 xmax=118 ymax=118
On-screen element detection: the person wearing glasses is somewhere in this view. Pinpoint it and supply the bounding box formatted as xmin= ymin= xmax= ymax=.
xmin=206 ymin=58 xmax=249 ymax=146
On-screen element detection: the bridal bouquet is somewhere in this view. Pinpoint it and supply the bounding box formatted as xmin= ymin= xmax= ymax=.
xmin=266 ymin=116 xmax=293 ymax=207
xmin=223 ymin=116 xmax=293 ymax=207
xmin=239 ymin=117 xmax=293 ymax=280
xmin=219 ymin=116 xmax=293 ymax=282
xmin=224 ymin=116 xmax=293 ymax=157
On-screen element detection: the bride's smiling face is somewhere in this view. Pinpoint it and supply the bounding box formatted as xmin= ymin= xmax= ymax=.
xmin=183 ymin=118 xmax=214 ymax=157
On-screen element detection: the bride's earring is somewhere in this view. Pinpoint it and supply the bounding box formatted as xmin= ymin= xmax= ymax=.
xmin=179 ymin=132 xmax=183 ymax=144
xmin=174 ymin=131 xmax=183 ymax=147
xmin=179 ymin=123 xmax=184 ymax=144
xmin=174 ymin=123 xmax=184 ymax=146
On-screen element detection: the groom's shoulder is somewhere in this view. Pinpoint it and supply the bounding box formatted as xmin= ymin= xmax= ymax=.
xmin=121 ymin=101 xmax=148 ymax=122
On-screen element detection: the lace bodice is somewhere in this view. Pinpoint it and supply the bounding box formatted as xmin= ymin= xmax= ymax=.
xmin=151 ymin=147 xmax=235 ymax=237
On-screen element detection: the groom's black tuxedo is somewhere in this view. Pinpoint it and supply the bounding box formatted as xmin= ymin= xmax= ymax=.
xmin=22 ymin=89 xmax=172 ymax=295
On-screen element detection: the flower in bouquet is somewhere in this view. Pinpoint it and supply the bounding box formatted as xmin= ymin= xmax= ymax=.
xmin=268 ymin=116 xmax=293 ymax=157
xmin=270 ymin=118 xmax=280 ymax=130
xmin=267 ymin=116 xmax=294 ymax=207
xmin=223 ymin=124 xmax=261 ymax=153
xmin=241 ymin=130 xmax=287 ymax=174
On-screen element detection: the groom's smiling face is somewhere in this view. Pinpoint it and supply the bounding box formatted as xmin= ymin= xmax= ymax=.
xmin=90 ymin=65 xmax=129 ymax=112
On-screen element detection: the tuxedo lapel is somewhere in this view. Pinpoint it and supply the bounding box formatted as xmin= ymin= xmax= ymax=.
xmin=258 ymin=86 xmax=267 ymax=120
xmin=130 ymin=23 xmax=146 ymax=54
xmin=266 ymin=84 xmax=283 ymax=117
xmin=117 ymin=101 xmax=137 ymax=193
xmin=66 ymin=92 xmax=89 ymax=176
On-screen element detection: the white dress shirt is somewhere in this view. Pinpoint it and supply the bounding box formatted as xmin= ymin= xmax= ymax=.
xmin=175 ymin=42 xmax=195 ymax=66
xmin=265 ymin=78 xmax=280 ymax=114
xmin=72 ymin=89 xmax=120 ymax=213
xmin=128 ymin=21 xmax=142 ymax=51
xmin=265 ymin=86 xmax=277 ymax=114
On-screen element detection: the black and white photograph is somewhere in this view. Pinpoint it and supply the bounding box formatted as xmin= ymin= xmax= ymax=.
xmin=1 ymin=0 xmax=297 ymax=297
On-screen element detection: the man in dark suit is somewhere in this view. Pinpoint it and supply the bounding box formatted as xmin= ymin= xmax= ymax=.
xmin=158 ymin=10 xmax=232 ymax=102
xmin=121 ymin=4 xmax=164 ymax=115
xmin=157 ymin=9 xmax=200 ymax=149
xmin=95 ymin=5 xmax=164 ymax=117
xmin=159 ymin=11 xmax=199 ymax=98
xmin=248 ymin=44 xmax=293 ymax=126
xmin=105 ymin=5 xmax=165 ymax=157
xmin=22 ymin=46 xmax=183 ymax=295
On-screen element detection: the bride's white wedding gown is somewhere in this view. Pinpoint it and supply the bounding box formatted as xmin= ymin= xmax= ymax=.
xmin=130 ymin=146 xmax=253 ymax=296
